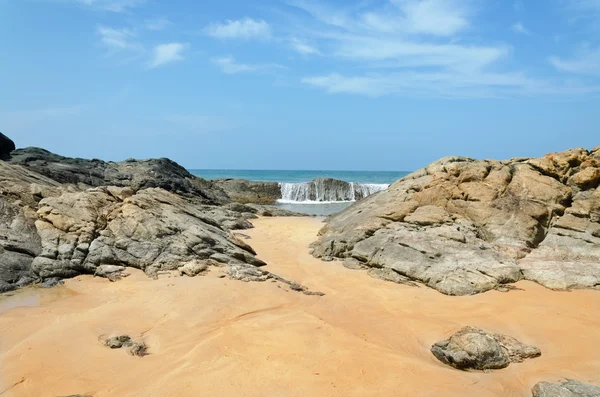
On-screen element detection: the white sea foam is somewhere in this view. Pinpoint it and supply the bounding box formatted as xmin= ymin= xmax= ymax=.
xmin=278 ymin=180 xmax=388 ymax=204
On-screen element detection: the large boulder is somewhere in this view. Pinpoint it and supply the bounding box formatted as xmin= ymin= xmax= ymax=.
xmin=532 ymin=380 xmax=600 ymax=397
xmin=311 ymin=147 xmax=600 ymax=295
xmin=0 ymin=132 xmax=15 ymax=160
xmin=431 ymin=326 xmax=541 ymax=370
xmin=31 ymin=187 xmax=265 ymax=279
xmin=8 ymin=147 xmax=230 ymax=205
xmin=212 ymin=179 xmax=281 ymax=204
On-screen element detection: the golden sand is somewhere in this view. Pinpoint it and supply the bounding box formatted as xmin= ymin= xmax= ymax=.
xmin=1 ymin=216 xmax=599 ymax=397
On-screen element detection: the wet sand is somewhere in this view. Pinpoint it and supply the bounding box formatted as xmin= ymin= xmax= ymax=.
xmin=1 ymin=217 xmax=599 ymax=397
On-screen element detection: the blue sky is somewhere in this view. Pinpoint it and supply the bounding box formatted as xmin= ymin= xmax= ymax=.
xmin=1 ymin=0 xmax=599 ymax=171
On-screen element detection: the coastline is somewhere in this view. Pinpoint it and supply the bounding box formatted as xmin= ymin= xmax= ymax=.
xmin=1 ymin=216 xmax=599 ymax=397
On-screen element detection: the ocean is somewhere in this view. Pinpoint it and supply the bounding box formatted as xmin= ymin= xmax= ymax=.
xmin=189 ymin=169 xmax=411 ymax=215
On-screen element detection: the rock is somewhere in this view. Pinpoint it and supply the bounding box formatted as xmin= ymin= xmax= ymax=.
xmin=41 ymin=277 xmax=64 ymax=288
xmin=178 ymin=260 xmax=210 ymax=277
xmin=94 ymin=265 xmax=129 ymax=281
xmin=245 ymin=204 xmax=308 ymax=217
xmin=8 ymin=147 xmax=229 ymax=205
xmin=103 ymin=335 xmax=147 ymax=356
xmin=0 ymin=279 xmax=16 ymax=293
xmin=104 ymin=335 xmax=132 ymax=349
xmin=311 ymin=147 xmax=600 ymax=295
xmin=212 ymin=179 xmax=281 ymax=204
xmin=0 ymin=132 xmax=15 ymax=160
xmin=227 ymin=263 xmax=271 ymax=282
xmin=31 ymin=187 xmax=266 ymax=280
xmin=431 ymin=326 xmax=540 ymax=370
xmin=366 ymin=268 xmax=418 ymax=287
xmin=532 ymin=380 xmax=600 ymax=397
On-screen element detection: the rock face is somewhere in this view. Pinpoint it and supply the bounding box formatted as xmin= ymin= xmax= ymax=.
xmin=431 ymin=326 xmax=541 ymax=370
xmin=0 ymin=135 xmax=273 ymax=291
xmin=8 ymin=147 xmax=229 ymax=205
xmin=532 ymin=380 xmax=600 ymax=397
xmin=212 ymin=179 xmax=281 ymax=204
xmin=32 ymin=187 xmax=265 ymax=280
xmin=0 ymin=132 xmax=15 ymax=159
xmin=311 ymin=147 xmax=600 ymax=295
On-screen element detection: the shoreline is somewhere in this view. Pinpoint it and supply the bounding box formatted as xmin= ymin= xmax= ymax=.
xmin=1 ymin=216 xmax=599 ymax=397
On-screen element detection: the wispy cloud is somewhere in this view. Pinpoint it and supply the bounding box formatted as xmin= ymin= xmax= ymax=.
xmin=204 ymin=18 xmax=271 ymax=39
xmin=149 ymin=43 xmax=188 ymax=69
xmin=284 ymin=0 xmax=561 ymax=97
xmin=65 ymin=0 xmax=146 ymax=12
xmin=550 ymin=45 xmax=600 ymax=75
xmin=511 ymin=21 xmax=530 ymax=34
xmin=290 ymin=38 xmax=320 ymax=55
xmin=211 ymin=56 xmax=285 ymax=74
xmin=97 ymin=25 xmax=138 ymax=50
xmin=145 ymin=17 xmax=171 ymax=31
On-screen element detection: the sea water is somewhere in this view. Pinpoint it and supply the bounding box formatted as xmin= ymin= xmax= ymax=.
xmin=190 ymin=169 xmax=410 ymax=215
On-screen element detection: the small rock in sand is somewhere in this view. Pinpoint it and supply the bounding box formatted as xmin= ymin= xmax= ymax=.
xmin=532 ymin=380 xmax=600 ymax=397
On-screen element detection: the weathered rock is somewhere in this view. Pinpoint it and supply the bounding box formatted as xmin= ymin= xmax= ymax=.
xmin=311 ymin=148 xmax=600 ymax=295
xmin=532 ymin=380 xmax=600 ymax=397
xmin=0 ymin=132 xmax=15 ymax=160
xmin=178 ymin=260 xmax=213 ymax=277
xmin=8 ymin=147 xmax=229 ymax=205
xmin=227 ymin=263 xmax=271 ymax=282
xmin=212 ymin=179 xmax=281 ymax=204
xmin=41 ymin=277 xmax=64 ymax=288
xmin=31 ymin=187 xmax=266 ymax=280
xmin=103 ymin=335 xmax=147 ymax=356
xmin=94 ymin=265 xmax=129 ymax=281
xmin=245 ymin=204 xmax=308 ymax=217
xmin=431 ymin=326 xmax=540 ymax=370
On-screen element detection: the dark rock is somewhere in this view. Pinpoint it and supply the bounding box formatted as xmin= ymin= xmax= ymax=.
xmin=94 ymin=265 xmax=129 ymax=281
xmin=0 ymin=132 xmax=15 ymax=159
xmin=41 ymin=277 xmax=64 ymax=288
xmin=532 ymin=380 xmax=600 ymax=397
xmin=431 ymin=326 xmax=540 ymax=370
xmin=212 ymin=179 xmax=281 ymax=204
xmin=127 ymin=341 xmax=148 ymax=357
xmin=0 ymin=279 xmax=16 ymax=293
xmin=245 ymin=204 xmax=308 ymax=217
xmin=8 ymin=147 xmax=229 ymax=205
xmin=311 ymin=148 xmax=600 ymax=295
xmin=104 ymin=335 xmax=132 ymax=349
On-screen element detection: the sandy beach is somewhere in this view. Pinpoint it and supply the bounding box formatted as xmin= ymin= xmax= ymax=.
xmin=1 ymin=216 xmax=599 ymax=397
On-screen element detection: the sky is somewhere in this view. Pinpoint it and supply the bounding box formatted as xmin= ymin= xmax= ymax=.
xmin=1 ymin=0 xmax=599 ymax=171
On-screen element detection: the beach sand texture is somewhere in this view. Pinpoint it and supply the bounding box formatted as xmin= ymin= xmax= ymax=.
xmin=1 ymin=217 xmax=599 ymax=397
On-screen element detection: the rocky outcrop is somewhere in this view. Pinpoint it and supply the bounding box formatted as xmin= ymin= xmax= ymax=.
xmin=212 ymin=178 xmax=281 ymax=204
xmin=0 ymin=135 xmax=277 ymax=291
xmin=0 ymin=132 xmax=15 ymax=160
xmin=8 ymin=147 xmax=229 ymax=205
xmin=431 ymin=326 xmax=541 ymax=370
xmin=311 ymin=147 xmax=600 ymax=295
xmin=32 ymin=187 xmax=265 ymax=280
xmin=532 ymin=380 xmax=600 ymax=397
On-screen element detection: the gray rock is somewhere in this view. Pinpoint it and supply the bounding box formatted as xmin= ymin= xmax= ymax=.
xmin=178 ymin=260 xmax=210 ymax=277
xmin=31 ymin=187 xmax=266 ymax=280
xmin=311 ymin=148 xmax=600 ymax=295
xmin=532 ymin=380 xmax=600 ymax=397
xmin=41 ymin=277 xmax=64 ymax=288
xmin=94 ymin=265 xmax=129 ymax=281
xmin=104 ymin=335 xmax=131 ymax=349
xmin=245 ymin=204 xmax=308 ymax=217
xmin=0 ymin=132 xmax=15 ymax=160
xmin=212 ymin=179 xmax=281 ymax=204
xmin=431 ymin=326 xmax=540 ymax=370
xmin=227 ymin=263 xmax=271 ymax=282
xmin=8 ymin=147 xmax=229 ymax=205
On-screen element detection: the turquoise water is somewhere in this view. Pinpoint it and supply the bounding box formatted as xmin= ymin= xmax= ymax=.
xmin=190 ymin=169 xmax=409 ymax=184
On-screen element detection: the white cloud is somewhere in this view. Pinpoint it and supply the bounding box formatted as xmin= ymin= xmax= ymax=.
xmin=550 ymin=46 xmax=600 ymax=75
xmin=205 ymin=18 xmax=271 ymax=40
xmin=211 ymin=56 xmax=285 ymax=74
xmin=511 ymin=22 xmax=530 ymax=34
xmin=69 ymin=0 xmax=146 ymax=12
xmin=149 ymin=43 xmax=188 ymax=69
xmin=290 ymin=38 xmax=320 ymax=55
xmin=291 ymin=0 xmax=470 ymax=36
xmin=97 ymin=25 xmax=137 ymax=49
xmin=145 ymin=17 xmax=171 ymax=31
